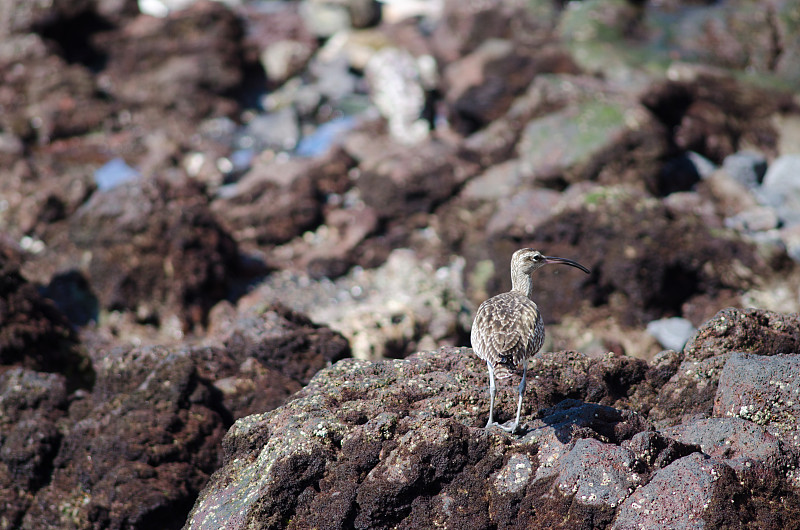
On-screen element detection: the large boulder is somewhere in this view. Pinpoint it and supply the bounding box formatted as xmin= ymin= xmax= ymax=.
xmin=68 ymin=176 xmax=239 ymax=329
xmin=186 ymin=306 xmax=800 ymax=529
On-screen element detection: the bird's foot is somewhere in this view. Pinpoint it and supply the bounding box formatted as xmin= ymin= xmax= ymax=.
xmin=486 ymin=421 xmax=524 ymax=434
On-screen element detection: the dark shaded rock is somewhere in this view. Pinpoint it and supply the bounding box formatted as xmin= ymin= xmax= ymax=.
xmin=21 ymin=349 xmax=228 ymax=530
xmin=0 ymin=240 xmax=90 ymax=385
xmin=184 ymin=348 xmax=659 ymax=530
xmin=40 ymin=269 xmax=98 ymax=327
xmin=653 ymin=153 xmax=703 ymax=197
xmin=211 ymin=147 xmax=355 ymax=247
xmin=683 ymin=307 xmax=800 ymax=362
xmin=69 ymin=176 xmax=239 ymax=328
xmin=0 ymin=368 xmax=68 ymax=530
xmin=650 ymin=308 xmax=800 ymax=426
xmin=200 ymin=302 xmax=352 ymax=419
xmin=528 ymin=351 xmax=651 ymax=414
xmin=641 ymin=70 xmax=792 ymax=163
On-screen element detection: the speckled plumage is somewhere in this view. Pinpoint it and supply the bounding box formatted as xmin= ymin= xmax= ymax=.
xmin=471 ymin=248 xmax=590 ymax=433
xmin=471 ymin=291 xmax=544 ymax=371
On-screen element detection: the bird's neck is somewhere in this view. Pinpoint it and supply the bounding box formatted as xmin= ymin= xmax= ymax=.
xmin=510 ymin=270 xmax=533 ymax=299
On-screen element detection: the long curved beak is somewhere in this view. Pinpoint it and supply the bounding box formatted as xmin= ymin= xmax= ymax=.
xmin=543 ymin=255 xmax=591 ymax=274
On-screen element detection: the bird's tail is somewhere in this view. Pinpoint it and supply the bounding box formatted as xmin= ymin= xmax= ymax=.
xmin=494 ymin=364 xmax=514 ymax=380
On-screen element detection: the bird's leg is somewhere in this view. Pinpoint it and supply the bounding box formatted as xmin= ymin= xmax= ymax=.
xmin=498 ymin=362 xmax=527 ymax=433
xmin=486 ymin=361 xmax=498 ymax=428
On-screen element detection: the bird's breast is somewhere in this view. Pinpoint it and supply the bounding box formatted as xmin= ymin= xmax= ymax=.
xmin=471 ymin=292 xmax=544 ymax=367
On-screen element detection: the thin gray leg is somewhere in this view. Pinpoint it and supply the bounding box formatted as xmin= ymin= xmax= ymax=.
xmin=486 ymin=361 xmax=497 ymax=428
xmin=499 ymin=362 xmax=526 ymax=433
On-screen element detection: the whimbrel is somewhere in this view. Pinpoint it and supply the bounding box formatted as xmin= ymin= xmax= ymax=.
xmin=471 ymin=248 xmax=590 ymax=433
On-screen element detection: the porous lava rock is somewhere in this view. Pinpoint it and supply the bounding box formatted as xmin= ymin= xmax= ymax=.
xmin=68 ymin=176 xmax=239 ymax=329
xmin=186 ymin=307 xmax=800 ymax=529
xmin=21 ymin=348 xmax=228 ymax=530
xmin=0 ymin=239 xmax=90 ymax=384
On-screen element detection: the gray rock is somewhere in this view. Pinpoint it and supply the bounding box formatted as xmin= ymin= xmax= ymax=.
xmin=553 ymin=438 xmax=639 ymax=508
xmin=646 ymin=317 xmax=696 ymax=352
xmin=613 ymin=453 xmax=741 ymax=530
xmin=516 ymin=99 xmax=666 ymax=185
xmin=298 ymin=0 xmax=381 ymax=37
xmin=780 ymin=224 xmax=800 ymax=262
xmin=650 ymin=308 xmax=800 ymax=425
xmin=237 ymin=108 xmax=300 ymax=153
xmin=758 ymin=154 xmax=800 ymax=227
xmin=713 ymin=353 xmax=800 ymax=448
xmin=686 ymin=151 xmax=717 ymax=179
xmin=260 ymin=39 xmax=315 ymax=84
xmin=662 ymin=417 xmax=787 ymax=476
xmin=724 ymin=206 xmax=780 ymax=232
xmin=248 ymin=248 xmax=471 ymax=360
xmin=365 ymin=47 xmax=430 ymax=145
xmin=722 ymin=151 xmax=767 ymax=189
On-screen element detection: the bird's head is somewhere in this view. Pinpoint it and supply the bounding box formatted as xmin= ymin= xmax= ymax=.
xmin=511 ymin=248 xmax=591 ymax=276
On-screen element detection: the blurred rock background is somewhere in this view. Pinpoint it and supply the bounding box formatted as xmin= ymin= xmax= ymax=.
xmin=2 ymin=0 xmax=800 ymax=528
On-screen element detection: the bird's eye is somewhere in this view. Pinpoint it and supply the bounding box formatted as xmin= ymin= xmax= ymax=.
xmin=532 ymin=254 xmax=542 ymax=261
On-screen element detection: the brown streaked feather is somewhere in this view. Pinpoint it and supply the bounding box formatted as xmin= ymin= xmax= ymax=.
xmin=471 ymin=291 xmax=544 ymax=371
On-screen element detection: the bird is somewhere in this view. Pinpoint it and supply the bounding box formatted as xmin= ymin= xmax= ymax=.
xmin=471 ymin=248 xmax=590 ymax=433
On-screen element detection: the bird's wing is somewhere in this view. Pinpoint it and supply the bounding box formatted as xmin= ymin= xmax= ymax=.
xmin=471 ymin=293 xmax=542 ymax=368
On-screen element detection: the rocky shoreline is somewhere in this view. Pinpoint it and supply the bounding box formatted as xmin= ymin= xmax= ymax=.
xmin=186 ymin=308 xmax=800 ymax=529
xmin=2 ymin=0 xmax=800 ymax=528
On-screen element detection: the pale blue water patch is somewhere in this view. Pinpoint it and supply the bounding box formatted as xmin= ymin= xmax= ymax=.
xmin=295 ymin=115 xmax=356 ymax=158
xmin=94 ymin=158 xmax=140 ymax=191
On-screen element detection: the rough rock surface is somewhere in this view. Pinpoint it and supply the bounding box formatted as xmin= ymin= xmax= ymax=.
xmin=186 ymin=308 xmax=800 ymax=529
xmin=3 ymin=0 xmax=800 ymax=528
xmin=1 ymin=292 xmax=349 ymax=529
xmin=651 ymin=308 xmax=800 ymax=424
xmin=66 ymin=176 xmax=240 ymax=329
xmin=0 ymin=239 xmax=90 ymax=384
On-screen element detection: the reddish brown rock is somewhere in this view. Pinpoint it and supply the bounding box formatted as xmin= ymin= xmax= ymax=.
xmin=651 ymin=308 xmax=800 ymax=425
xmin=21 ymin=349 xmax=227 ymax=530
xmin=186 ymin=333 xmax=800 ymax=530
xmin=68 ymin=176 xmax=239 ymax=329
xmin=0 ymin=240 xmax=89 ymax=383
xmin=92 ymin=1 xmax=244 ymax=119
xmin=200 ymin=302 xmax=352 ymax=419
xmin=0 ymin=368 xmax=68 ymax=529
xmin=683 ymin=307 xmax=800 ymax=361
xmin=211 ymin=147 xmax=355 ymax=248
